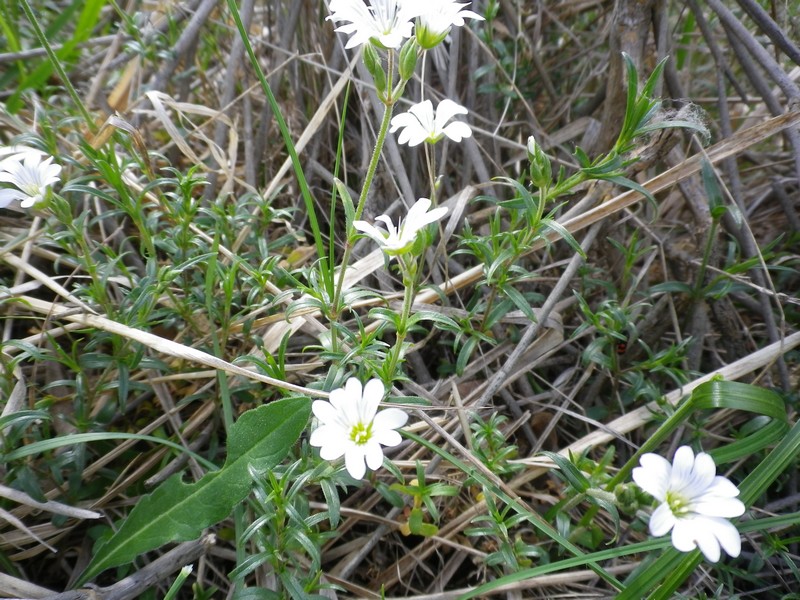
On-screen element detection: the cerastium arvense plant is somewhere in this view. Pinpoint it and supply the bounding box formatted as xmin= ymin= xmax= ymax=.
xmin=1 ymin=0 xmax=798 ymax=598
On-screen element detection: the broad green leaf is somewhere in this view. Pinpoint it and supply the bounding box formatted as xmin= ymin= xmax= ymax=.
xmin=77 ymin=396 xmax=310 ymax=585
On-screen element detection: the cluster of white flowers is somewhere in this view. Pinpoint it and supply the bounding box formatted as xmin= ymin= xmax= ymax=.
xmin=0 ymin=146 xmax=61 ymax=209
xmin=327 ymin=0 xmax=483 ymax=51
xmin=327 ymin=3 xmax=475 ymax=262
xmin=314 ymin=6 xmax=479 ymax=480
xmin=633 ymin=446 xmax=746 ymax=562
xmin=310 ymin=378 xmax=408 ymax=479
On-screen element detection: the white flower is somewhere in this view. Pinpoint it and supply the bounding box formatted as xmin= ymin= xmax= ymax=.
xmin=327 ymin=0 xmax=423 ymax=49
xmin=0 ymin=150 xmax=62 ymax=209
xmin=632 ymin=446 xmax=746 ymax=562
xmin=416 ymin=0 xmax=484 ymax=49
xmin=353 ymin=197 xmax=448 ymax=255
xmin=310 ymin=378 xmax=408 ymax=479
xmin=390 ymin=99 xmax=472 ymax=146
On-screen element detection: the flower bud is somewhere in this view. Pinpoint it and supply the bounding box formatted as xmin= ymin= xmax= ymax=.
xmin=527 ymin=135 xmax=552 ymax=188
xmin=398 ymin=37 xmax=419 ymax=82
xmin=363 ymin=43 xmax=387 ymax=96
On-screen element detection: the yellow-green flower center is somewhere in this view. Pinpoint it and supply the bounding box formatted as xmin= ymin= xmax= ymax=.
xmin=22 ymin=183 xmax=42 ymax=196
xmin=350 ymin=421 xmax=372 ymax=446
xmin=666 ymin=490 xmax=690 ymax=517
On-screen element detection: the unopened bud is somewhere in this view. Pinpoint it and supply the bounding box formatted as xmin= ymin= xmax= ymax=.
xmin=527 ymin=135 xmax=552 ymax=188
xmin=398 ymin=37 xmax=419 ymax=82
xmin=363 ymin=43 xmax=387 ymax=96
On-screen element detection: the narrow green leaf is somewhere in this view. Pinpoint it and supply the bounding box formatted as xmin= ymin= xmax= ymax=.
xmin=602 ymin=174 xmax=656 ymax=205
xmin=739 ymin=417 xmax=800 ymax=507
xmin=540 ymin=451 xmax=591 ymax=493
xmin=501 ymin=283 xmax=537 ymax=322
xmin=225 ymin=0 xmax=327 ymax=274
xmin=77 ymin=396 xmax=310 ymax=584
xmin=406 ymin=310 xmax=459 ymax=331
xmin=334 ymin=178 xmax=356 ymax=232
xmin=541 ymin=217 xmax=585 ymax=258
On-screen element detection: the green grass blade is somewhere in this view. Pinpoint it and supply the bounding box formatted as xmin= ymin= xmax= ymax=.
xmin=14 ymin=0 xmax=101 ymax=125
xmin=3 ymin=431 xmax=216 ymax=470
xmin=225 ymin=0 xmax=328 ymax=278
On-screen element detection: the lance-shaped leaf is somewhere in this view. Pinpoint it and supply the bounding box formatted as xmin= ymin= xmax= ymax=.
xmin=78 ymin=396 xmax=310 ymax=585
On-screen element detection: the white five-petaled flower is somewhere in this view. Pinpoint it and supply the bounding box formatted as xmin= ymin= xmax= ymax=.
xmin=390 ymin=99 xmax=472 ymax=146
xmin=0 ymin=149 xmax=62 ymax=209
xmin=416 ymin=0 xmax=484 ymax=49
xmin=310 ymin=378 xmax=408 ymax=480
xmin=353 ymin=197 xmax=448 ymax=255
xmin=327 ymin=0 xmax=423 ymax=49
xmin=632 ymin=445 xmax=746 ymax=563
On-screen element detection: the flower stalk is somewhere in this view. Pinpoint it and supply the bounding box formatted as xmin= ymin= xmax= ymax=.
xmin=383 ymin=254 xmax=418 ymax=382
xmin=331 ymin=97 xmax=396 ymax=346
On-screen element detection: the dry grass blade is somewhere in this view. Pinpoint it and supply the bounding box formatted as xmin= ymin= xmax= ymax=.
xmin=17 ymin=296 xmax=328 ymax=398
xmin=514 ymin=330 xmax=800 ymax=478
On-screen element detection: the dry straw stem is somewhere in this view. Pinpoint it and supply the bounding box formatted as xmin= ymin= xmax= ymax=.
xmin=0 ymin=485 xmax=100 ymax=521
xmin=251 ymin=109 xmax=800 ymax=343
xmin=16 ymin=295 xmax=328 ymax=398
xmin=0 ymin=571 xmax=55 ymax=599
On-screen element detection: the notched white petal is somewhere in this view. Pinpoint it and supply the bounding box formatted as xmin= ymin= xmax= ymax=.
xmin=693 ymin=496 xmax=745 ymax=518
xmin=649 ymin=503 xmax=676 ymax=537
xmin=374 ymin=407 xmax=409 ymax=430
xmin=708 ymin=517 xmax=742 ymax=558
xmin=705 ymin=476 xmax=743 ymax=498
xmin=670 ymin=520 xmax=700 ymax=553
xmin=345 ymin=447 xmax=367 ymax=479
xmin=364 ymin=442 xmax=385 ymax=470
xmin=443 ymin=121 xmax=473 ymax=142
xmin=692 ymin=523 xmax=722 ymax=562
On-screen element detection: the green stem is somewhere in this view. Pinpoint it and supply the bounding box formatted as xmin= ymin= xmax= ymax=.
xmin=226 ymin=0 xmax=326 ymax=270
xmin=384 ymin=259 xmax=417 ymax=382
xmin=424 ymin=142 xmax=437 ymax=203
xmin=331 ymin=98 xmax=395 ymax=320
xmin=606 ymin=398 xmax=696 ymax=489
xmin=691 ymin=217 xmax=719 ymax=301
xmin=18 ymin=0 xmax=96 ymax=132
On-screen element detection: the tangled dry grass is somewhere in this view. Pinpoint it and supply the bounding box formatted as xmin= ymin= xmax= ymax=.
xmin=0 ymin=0 xmax=799 ymax=598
